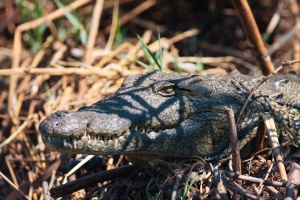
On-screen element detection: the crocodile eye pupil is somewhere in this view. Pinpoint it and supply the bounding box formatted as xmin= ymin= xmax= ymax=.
xmin=163 ymin=86 xmax=174 ymax=94
xmin=153 ymin=81 xmax=176 ymax=97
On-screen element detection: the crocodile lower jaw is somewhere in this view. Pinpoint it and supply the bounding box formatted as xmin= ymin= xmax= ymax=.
xmin=41 ymin=125 xmax=168 ymax=153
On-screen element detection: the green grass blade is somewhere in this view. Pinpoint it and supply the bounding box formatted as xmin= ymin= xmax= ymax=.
xmin=135 ymin=60 xmax=155 ymax=71
xmin=137 ymin=35 xmax=162 ymax=70
xmin=196 ymin=55 xmax=204 ymax=73
xmin=182 ymin=173 xmax=197 ymax=200
xmin=54 ymin=0 xmax=87 ymax=44
xmin=146 ymin=178 xmax=155 ymax=200
xmin=173 ymin=57 xmax=181 ymax=74
xmin=155 ymin=30 xmax=163 ymax=71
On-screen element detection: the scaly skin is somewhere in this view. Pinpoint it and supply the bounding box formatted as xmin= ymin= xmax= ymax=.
xmin=39 ymin=70 xmax=300 ymax=165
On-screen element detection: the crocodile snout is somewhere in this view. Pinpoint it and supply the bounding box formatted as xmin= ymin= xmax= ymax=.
xmin=39 ymin=110 xmax=133 ymax=137
xmin=39 ymin=110 xmax=90 ymax=137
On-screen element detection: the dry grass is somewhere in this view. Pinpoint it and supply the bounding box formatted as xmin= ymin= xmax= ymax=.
xmin=0 ymin=0 xmax=300 ymax=199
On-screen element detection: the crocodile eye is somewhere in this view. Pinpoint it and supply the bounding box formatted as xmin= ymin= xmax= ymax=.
xmin=157 ymin=85 xmax=175 ymax=96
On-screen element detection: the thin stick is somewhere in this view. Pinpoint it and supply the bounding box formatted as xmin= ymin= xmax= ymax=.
xmin=262 ymin=115 xmax=288 ymax=181
xmin=268 ymin=21 xmax=300 ymax=55
xmin=0 ymin=67 xmax=118 ymax=77
xmin=285 ymin=162 xmax=300 ymax=199
xmin=0 ymin=171 xmax=29 ymax=200
xmin=50 ymin=165 xmax=140 ymax=198
xmin=104 ymin=0 xmax=156 ymax=34
xmin=171 ymin=166 xmax=192 ymax=200
xmin=211 ymin=164 xmax=229 ymax=200
xmin=226 ymin=106 xmax=242 ymax=176
xmin=84 ymin=0 xmax=104 ymax=63
xmin=0 ymin=115 xmax=33 ymax=150
xmin=226 ymin=107 xmax=242 ymax=199
xmin=104 ymin=0 xmax=119 ymax=53
xmin=231 ymin=0 xmax=274 ymax=75
xmin=78 ymin=0 xmax=104 ymax=99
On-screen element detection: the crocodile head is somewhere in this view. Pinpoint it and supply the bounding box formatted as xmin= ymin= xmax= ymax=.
xmin=39 ymin=70 xmax=247 ymax=165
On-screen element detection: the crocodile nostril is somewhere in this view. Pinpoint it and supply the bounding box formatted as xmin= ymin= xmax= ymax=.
xmin=55 ymin=110 xmax=69 ymax=117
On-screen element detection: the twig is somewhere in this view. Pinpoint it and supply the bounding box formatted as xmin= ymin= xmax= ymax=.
xmin=104 ymin=0 xmax=156 ymax=34
xmin=226 ymin=106 xmax=242 ymax=199
xmin=62 ymin=155 xmax=95 ymax=184
xmin=169 ymin=28 xmax=200 ymax=44
xmin=226 ymin=106 xmax=241 ymax=175
xmin=84 ymin=0 xmax=104 ymax=63
xmin=0 ymin=171 xmax=29 ymax=200
xmin=171 ymin=166 xmax=192 ymax=200
xmin=285 ymin=162 xmax=300 ymax=199
xmin=104 ymin=0 xmax=119 ymax=53
xmin=258 ymin=162 xmax=274 ymax=194
xmin=262 ymin=115 xmax=287 ymax=182
xmin=265 ymin=186 xmax=284 ymax=199
xmin=49 ymin=165 xmax=140 ymax=198
xmin=198 ymin=42 xmax=256 ymax=64
xmin=268 ymin=21 xmax=300 ymax=55
xmin=0 ymin=67 xmax=118 ymax=77
xmin=0 ymin=115 xmax=34 ymax=150
xmin=78 ymin=0 xmax=105 ymax=99
xmin=225 ymin=171 xmax=286 ymax=187
xmin=231 ymin=0 xmax=274 ymax=75
xmin=222 ymin=173 xmax=259 ymax=200
xmin=211 ymin=164 xmax=229 ymax=200
xmin=262 ymin=0 xmax=286 ymax=41
xmin=253 ymin=116 xmax=267 ymax=153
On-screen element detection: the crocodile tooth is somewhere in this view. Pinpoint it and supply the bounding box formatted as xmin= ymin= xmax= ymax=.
xmin=113 ymin=136 xmax=118 ymax=148
xmin=92 ymin=140 xmax=98 ymax=151
xmin=98 ymin=140 xmax=104 ymax=149
xmin=47 ymin=137 xmax=51 ymax=142
xmin=148 ymin=131 xmax=157 ymax=139
xmin=87 ymin=140 xmax=93 ymax=148
xmin=107 ymin=140 xmax=113 ymax=148
xmin=118 ymin=136 xmax=125 ymax=143
xmin=134 ymin=127 xmax=138 ymax=132
xmin=81 ymin=135 xmax=88 ymax=144
xmin=77 ymin=140 xmax=83 ymax=149
xmin=103 ymin=136 xmax=108 ymax=145
xmin=72 ymin=139 xmax=77 ymax=149
xmin=124 ymin=130 xmax=130 ymax=138
xmin=63 ymin=139 xmax=67 ymax=146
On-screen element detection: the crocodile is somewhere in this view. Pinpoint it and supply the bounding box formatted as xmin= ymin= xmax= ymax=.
xmin=39 ymin=70 xmax=300 ymax=165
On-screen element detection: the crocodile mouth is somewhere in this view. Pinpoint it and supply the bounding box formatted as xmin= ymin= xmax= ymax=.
xmin=41 ymin=125 xmax=167 ymax=152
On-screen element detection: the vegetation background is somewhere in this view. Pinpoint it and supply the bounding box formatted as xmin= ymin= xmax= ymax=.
xmin=0 ymin=0 xmax=300 ymax=199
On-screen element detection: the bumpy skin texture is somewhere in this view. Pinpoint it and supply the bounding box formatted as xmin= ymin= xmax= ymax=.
xmin=39 ymin=70 xmax=300 ymax=165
